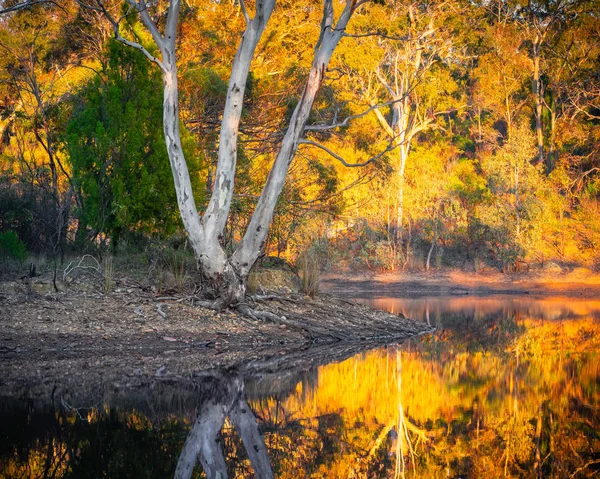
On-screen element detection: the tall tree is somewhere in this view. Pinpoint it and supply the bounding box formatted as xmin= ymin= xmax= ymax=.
xmin=353 ymin=0 xmax=461 ymax=235
xmin=0 ymin=3 xmax=78 ymax=278
xmin=514 ymin=0 xmax=587 ymax=170
xmin=86 ymin=0 xmax=372 ymax=308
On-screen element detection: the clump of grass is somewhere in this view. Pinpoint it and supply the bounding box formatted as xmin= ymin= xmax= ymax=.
xmin=172 ymin=250 xmax=186 ymax=294
xmin=103 ymin=254 xmax=114 ymax=293
xmin=474 ymin=253 xmax=484 ymax=273
xmin=300 ymin=254 xmax=320 ymax=297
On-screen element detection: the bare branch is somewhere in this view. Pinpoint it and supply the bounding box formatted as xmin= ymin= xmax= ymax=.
xmin=85 ymin=0 xmax=167 ymax=72
xmin=0 ymin=0 xmax=54 ymax=15
xmin=343 ymin=31 xmax=410 ymax=41
xmin=305 ymin=98 xmax=407 ymax=132
xmin=353 ymin=0 xmax=371 ymax=9
xmin=372 ymin=104 xmax=395 ymax=137
xmin=238 ymin=0 xmax=250 ymax=24
xmin=124 ymin=0 xmax=165 ymax=50
xmin=73 ymin=0 xmax=102 ymax=11
xmin=115 ymin=32 xmax=167 ymax=71
xmin=299 ymin=136 xmax=405 ymax=167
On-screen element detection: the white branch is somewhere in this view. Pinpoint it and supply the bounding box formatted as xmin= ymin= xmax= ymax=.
xmin=304 ymin=98 xmax=407 ymax=132
xmin=124 ymin=0 xmax=165 ymax=49
xmin=89 ymin=0 xmax=167 ymax=72
xmin=63 ymin=255 xmax=101 ymax=281
xmin=238 ymin=0 xmax=250 ymax=24
xmin=115 ymin=34 xmax=167 ymax=72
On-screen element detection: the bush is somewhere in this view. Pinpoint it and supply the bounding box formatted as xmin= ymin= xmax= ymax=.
xmin=0 ymin=231 xmax=27 ymax=261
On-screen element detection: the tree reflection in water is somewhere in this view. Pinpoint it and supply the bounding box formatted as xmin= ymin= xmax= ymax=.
xmin=174 ymin=372 xmax=272 ymax=479
xmin=1 ymin=298 xmax=599 ymax=478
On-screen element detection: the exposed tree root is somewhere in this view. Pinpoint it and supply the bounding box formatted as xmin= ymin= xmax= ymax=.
xmin=181 ymin=291 xmax=431 ymax=345
xmin=235 ymin=302 xmax=318 ymax=340
xmin=235 ymin=293 xmax=432 ymax=344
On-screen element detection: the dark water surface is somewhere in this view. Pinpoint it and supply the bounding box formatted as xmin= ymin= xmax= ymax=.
xmin=1 ymin=296 xmax=599 ymax=478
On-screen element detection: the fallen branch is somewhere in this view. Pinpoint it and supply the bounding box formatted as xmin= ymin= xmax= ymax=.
xmin=156 ymin=303 xmax=168 ymax=320
xmin=63 ymin=255 xmax=101 ymax=282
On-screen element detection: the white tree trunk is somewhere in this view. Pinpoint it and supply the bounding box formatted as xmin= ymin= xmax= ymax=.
xmin=106 ymin=0 xmax=366 ymax=307
xmin=232 ymin=0 xmax=360 ymax=277
xmin=203 ymin=2 xmax=276 ymax=243
xmin=158 ymin=1 xmax=276 ymax=305
xmin=397 ymin=145 xmax=408 ymax=234
xmin=174 ymin=373 xmax=273 ymax=479
xmin=174 ymin=404 xmax=228 ymax=479
xmin=229 ymin=397 xmax=274 ymax=478
xmin=532 ymin=35 xmax=544 ymax=166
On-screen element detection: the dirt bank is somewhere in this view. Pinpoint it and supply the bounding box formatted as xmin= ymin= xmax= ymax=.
xmin=0 ymin=272 xmax=429 ymax=400
xmin=5 ymin=265 xmax=598 ymax=401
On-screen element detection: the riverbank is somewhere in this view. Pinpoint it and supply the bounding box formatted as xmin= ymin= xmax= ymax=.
xmin=4 ymin=264 xmax=600 ymax=401
xmin=321 ymin=267 xmax=600 ymax=299
xmin=0 ymin=271 xmax=429 ymax=400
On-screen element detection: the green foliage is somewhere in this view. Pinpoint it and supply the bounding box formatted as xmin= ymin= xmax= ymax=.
xmin=65 ymin=40 xmax=204 ymax=249
xmin=0 ymin=231 xmax=27 ymax=261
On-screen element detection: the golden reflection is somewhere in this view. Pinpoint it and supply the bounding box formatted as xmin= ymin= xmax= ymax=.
xmin=1 ymin=300 xmax=599 ymax=478
xmin=360 ymin=296 xmax=600 ymax=323
xmin=245 ymin=306 xmax=600 ymax=478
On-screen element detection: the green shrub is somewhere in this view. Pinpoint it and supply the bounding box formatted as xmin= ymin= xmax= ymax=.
xmin=0 ymin=231 xmax=27 ymax=261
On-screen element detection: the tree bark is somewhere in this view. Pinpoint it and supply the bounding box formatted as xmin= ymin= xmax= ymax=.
xmin=175 ymin=373 xmax=273 ymax=479
xmin=106 ymin=0 xmax=366 ymax=308
xmin=229 ymin=397 xmax=274 ymax=479
xmin=174 ymin=404 xmax=228 ymax=479
xmin=532 ymin=35 xmax=544 ymax=166
xmin=203 ymin=2 xmax=275 ymax=244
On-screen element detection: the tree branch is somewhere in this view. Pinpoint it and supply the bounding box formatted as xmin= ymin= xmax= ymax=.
xmin=124 ymin=0 xmax=165 ymax=50
xmin=0 ymin=0 xmax=56 ymax=15
xmin=238 ymin=0 xmax=250 ymax=24
xmin=88 ymin=0 xmax=167 ymax=72
xmin=343 ymin=31 xmax=410 ymax=41
xmin=299 ymin=136 xmax=405 ymax=167
xmin=304 ymin=98 xmax=407 ymax=132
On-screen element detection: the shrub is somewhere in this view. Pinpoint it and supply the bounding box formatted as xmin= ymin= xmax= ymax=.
xmin=0 ymin=231 xmax=27 ymax=262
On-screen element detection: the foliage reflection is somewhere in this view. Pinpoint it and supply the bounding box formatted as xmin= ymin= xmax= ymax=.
xmin=1 ymin=298 xmax=599 ymax=478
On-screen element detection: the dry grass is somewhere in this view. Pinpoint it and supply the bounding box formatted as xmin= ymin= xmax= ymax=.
xmin=103 ymin=255 xmax=114 ymax=293
xmin=300 ymin=255 xmax=320 ymax=297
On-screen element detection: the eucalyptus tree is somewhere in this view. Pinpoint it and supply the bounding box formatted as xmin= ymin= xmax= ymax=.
xmin=82 ymin=0 xmax=374 ymax=309
xmin=512 ymin=0 xmax=591 ymax=170
xmin=0 ymin=4 xmax=78 ymax=284
xmin=351 ymin=0 xmax=462 ymax=235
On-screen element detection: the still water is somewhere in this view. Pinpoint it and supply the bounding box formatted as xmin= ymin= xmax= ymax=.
xmin=1 ymin=296 xmax=599 ymax=478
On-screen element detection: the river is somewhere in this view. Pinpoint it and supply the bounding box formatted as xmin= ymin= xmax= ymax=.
xmin=1 ymin=295 xmax=599 ymax=478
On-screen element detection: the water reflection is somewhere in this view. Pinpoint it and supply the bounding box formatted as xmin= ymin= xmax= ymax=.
xmin=358 ymin=295 xmax=600 ymax=324
xmin=175 ymin=372 xmax=273 ymax=479
xmin=1 ymin=297 xmax=599 ymax=478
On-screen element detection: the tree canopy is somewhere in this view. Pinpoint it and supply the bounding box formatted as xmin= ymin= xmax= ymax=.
xmin=0 ymin=0 xmax=598 ymax=293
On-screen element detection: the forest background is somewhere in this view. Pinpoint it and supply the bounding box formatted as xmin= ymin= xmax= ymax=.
xmin=0 ymin=0 xmax=599 ymax=279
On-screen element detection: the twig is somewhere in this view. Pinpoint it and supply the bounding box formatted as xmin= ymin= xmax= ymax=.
xmin=569 ymin=459 xmax=600 ymax=478
xmin=156 ymin=303 xmax=168 ymax=320
xmin=63 ymin=255 xmax=101 ymax=281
